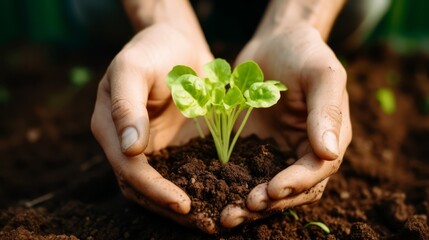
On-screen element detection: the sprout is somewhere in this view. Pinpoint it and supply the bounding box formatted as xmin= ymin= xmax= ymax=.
xmin=166 ymin=59 xmax=287 ymax=163
xmin=304 ymin=221 xmax=330 ymax=234
xmin=283 ymin=209 xmax=299 ymax=221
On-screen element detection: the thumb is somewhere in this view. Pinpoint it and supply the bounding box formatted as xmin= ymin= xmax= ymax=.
xmin=304 ymin=55 xmax=346 ymax=160
xmin=111 ymin=98 xmax=149 ymax=156
xmin=107 ymin=57 xmax=151 ymax=156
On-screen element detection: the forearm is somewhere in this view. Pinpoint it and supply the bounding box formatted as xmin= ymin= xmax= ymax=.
xmin=254 ymin=0 xmax=346 ymax=40
xmin=122 ymin=0 xmax=209 ymax=52
xmin=122 ymin=0 xmax=197 ymax=31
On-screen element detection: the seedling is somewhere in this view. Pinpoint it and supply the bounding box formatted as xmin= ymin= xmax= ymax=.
xmin=304 ymin=221 xmax=330 ymax=234
xmin=283 ymin=209 xmax=299 ymax=221
xmin=166 ymin=58 xmax=287 ymax=163
xmin=283 ymin=210 xmax=330 ymax=234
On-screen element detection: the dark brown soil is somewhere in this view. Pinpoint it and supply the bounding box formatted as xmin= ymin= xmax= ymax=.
xmin=1 ymin=44 xmax=429 ymax=240
xmin=149 ymin=135 xmax=292 ymax=233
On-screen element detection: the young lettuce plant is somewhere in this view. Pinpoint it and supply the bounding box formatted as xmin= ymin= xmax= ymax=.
xmin=166 ymin=59 xmax=287 ymax=163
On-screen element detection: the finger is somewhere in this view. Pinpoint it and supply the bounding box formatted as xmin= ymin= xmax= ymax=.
xmin=247 ymin=177 xmax=330 ymax=212
xmin=268 ymin=178 xmax=329 ymax=211
xmin=91 ymin=88 xmax=191 ymax=214
xmin=220 ymin=204 xmax=263 ymax=229
xmin=267 ymin=146 xmax=340 ymax=200
xmin=221 ymin=179 xmax=328 ymax=229
xmin=267 ymin=96 xmax=350 ymax=200
xmin=303 ymin=48 xmax=347 ymax=160
xmin=120 ymin=185 xmax=217 ymax=234
xmin=107 ymin=52 xmax=152 ymax=156
xmin=120 ymin=154 xmax=191 ymax=214
xmin=246 ymin=182 xmax=270 ymax=211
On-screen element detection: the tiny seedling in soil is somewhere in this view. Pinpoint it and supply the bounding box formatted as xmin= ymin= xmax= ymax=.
xmin=283 ymin=209 xmax=299 ymax=221
xmin=284 ymin=209 xmax=330 ymax=234
xmin=166 ymin=58 xmax=287 ymax=163
xmin=304 ymin=221 xmax=331 ymax=234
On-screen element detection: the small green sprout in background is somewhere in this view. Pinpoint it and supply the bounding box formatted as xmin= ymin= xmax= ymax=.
xmin=0 ymin=86 xmax=10 ymax=104
xmin=283 ymin=209 xmax=299 ymax=221
xmin=375 ymin=88 xmax=396 ymax=114
xmin=304 ymin=221 xmax=331 ymax=234
xmin=69 ymin=66 xmax=92 ymax=88
xmin=166 ymin=58 xmax=287 ymax=163
xmin=282 ymin=210 xmax=330 ymax=234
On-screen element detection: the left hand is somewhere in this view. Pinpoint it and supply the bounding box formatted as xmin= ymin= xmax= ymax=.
xmin=220 ymin=24 xmax=352 ymax=228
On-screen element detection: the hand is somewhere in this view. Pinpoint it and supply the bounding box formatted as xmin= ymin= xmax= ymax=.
xmin=220 ymin=24 xmax=352 ymax=228
xmin=91 ymin=23 xmax=217 ymax=233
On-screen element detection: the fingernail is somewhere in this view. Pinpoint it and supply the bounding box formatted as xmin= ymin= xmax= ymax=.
xmin=323 ymin=130 xmax=339 ymax=158
xmin=278 ymin=188 xmax=293 ymax=198
xmin=121 ymin=127 xmax=138 ymax=151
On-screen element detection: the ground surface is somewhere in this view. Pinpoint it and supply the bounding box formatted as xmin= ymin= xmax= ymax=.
xmin=1 ymin=44 xmax=429 ymax=239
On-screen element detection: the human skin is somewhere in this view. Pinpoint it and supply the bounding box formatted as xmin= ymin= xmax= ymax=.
xmin=220 ymin=0 xmax=351 ymax=228
xmin=91 ymin=0 xmax=351 ymax=234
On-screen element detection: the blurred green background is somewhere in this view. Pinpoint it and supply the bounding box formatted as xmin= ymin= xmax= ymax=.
xmin=0 ymin=0 xmax=428 ymax=52
xmin=0 ymin=0 xmax=76 ymax=46
xmin=369 ymin=0 xmax=429 ymax=54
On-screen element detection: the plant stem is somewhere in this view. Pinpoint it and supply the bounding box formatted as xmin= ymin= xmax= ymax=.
xmin=205 ymin=105 xmax=253 ymax=164
xmin=193 ymin=118 xmax=205 ymax=138
xmin=227 ymin=107 xmax=253 ymax=160
xmin=204 ymin=114 xmax=223 ymax=162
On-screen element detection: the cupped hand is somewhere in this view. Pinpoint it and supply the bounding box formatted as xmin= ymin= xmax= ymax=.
xmin=221 ymin=24 xmax=352 ymax=228
xmin=91 ymin=23 xmax=217 ymax=233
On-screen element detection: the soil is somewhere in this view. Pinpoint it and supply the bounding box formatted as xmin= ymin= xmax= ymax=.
xmin=149 ymin=135 xmax=292 ymax=234
xmin=1 ymin=43 xmax=429 ymax=240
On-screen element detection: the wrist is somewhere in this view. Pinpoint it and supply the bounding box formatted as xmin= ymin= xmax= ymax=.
xmin=123 ymin=0 xmax=197 ymax=33
xmin=253 ymin=0 xmax=346 ymax=40
xmin=122 ymin=0 xmax=211 ymax=58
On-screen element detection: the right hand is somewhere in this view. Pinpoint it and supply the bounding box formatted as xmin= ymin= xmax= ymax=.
xmin=91 ymin=23 xmax=216 ymax=233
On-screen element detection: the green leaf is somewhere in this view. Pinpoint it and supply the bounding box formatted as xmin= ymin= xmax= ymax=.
xmin=244 ymin=82 xmax=281 ymax=108
xmin=211 ymin=86 xmax=225 ymax=106
xmin=231 ymin=61 xmax=263 ymax=92
xmin=224 ymin=86 xmax=245 ymax=109
xmin=170 ymin=74 xmax=208 ymax=118
xmin=203 ymin=58 xmax=231 ymax=86
xmin=166 ymin=65 xmax=197 ymax=89
xmin=265 ymin=80 xmax=288 ymax=91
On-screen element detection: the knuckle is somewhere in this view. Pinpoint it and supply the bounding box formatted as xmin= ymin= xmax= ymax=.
xmin=324 ymin=104 xmax=342 ymax=126
xmin=111 ymin=99 xmax=133 ymax=124
xmin=327 ymin=61 xmax=347 ymax=80
xmin=113 ymin=48 xmax=140 ymax=70
xmin=117 ymin=177 xmax=133 ymax=200
xmin=305 ymin=188 xmax=324 ymax=205
xmin=120 ymin=186 xmax=133 ymax=201
xmin=303 ymin=180 xmax=327 ymax=204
